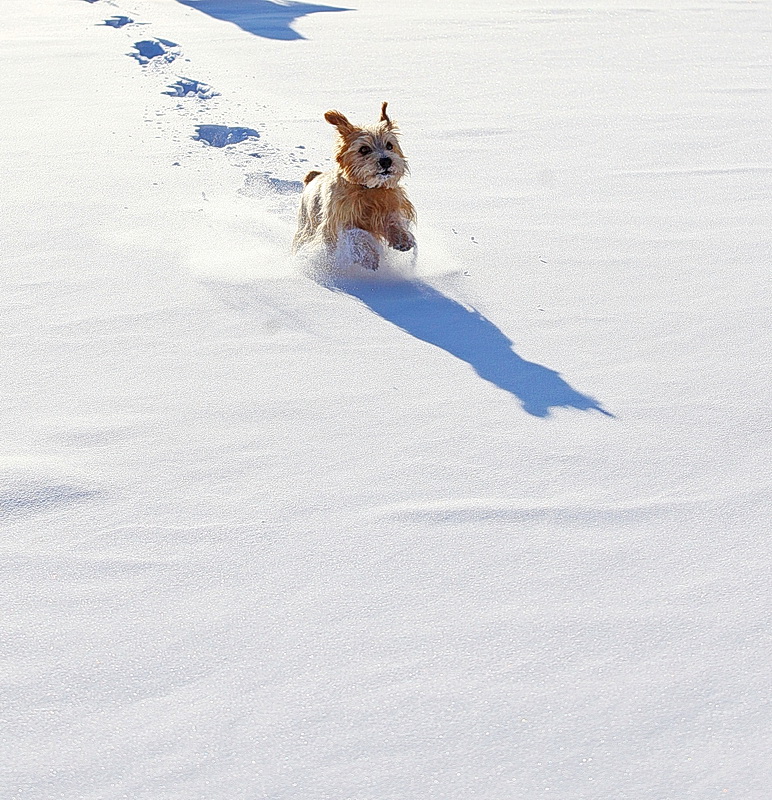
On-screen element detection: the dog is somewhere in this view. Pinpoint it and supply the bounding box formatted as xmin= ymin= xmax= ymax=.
xmin=293 ymin=102 xmax=416 ymax=270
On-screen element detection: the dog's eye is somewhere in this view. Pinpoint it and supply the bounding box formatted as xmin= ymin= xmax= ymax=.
xmin=385 ymin=142 xmax=394 ymax=151
xmin=359 ymin=146 xmax=372 ymax=155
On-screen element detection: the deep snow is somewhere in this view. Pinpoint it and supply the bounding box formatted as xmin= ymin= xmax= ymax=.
xmin=2 ymin=1 xmax=771 ymax=798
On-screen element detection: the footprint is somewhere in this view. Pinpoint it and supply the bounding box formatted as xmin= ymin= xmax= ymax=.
xmin=102 ymin=16 xmax=134 ymax=28
xmin=241 ymin=173 xmax=303 ymax=196
xmin=265 ymin=177 xmax=303 ymax=194
xmin=194 ymin=125 xmax=260 ymax=147
xmin=165 ymin=78 xmax=220 ymax=99
xmin=130 ymin=39 xmax=180 ymax=66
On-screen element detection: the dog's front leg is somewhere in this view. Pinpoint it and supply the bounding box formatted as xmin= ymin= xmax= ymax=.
xmin=341 ymin=228 xmax=381 ymax=270
xmin=386 ymin=216 xmax=416 ymax=252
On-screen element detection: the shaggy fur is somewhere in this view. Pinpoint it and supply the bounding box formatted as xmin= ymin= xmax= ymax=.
xmin=293 ymin=102 xmax=416 ymax=270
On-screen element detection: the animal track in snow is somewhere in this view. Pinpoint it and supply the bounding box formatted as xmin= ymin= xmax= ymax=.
xmin=264 ymin=177 xmax=303 ymax=194
xmin=165 ymin=78 xmax=220 ymax=99
xmin=130 ymin=39 xmax=180 ymax=66
xmin=241 ymin=173 xmax=303 ymax=196
xmin=194 ymin=125 xmax=260 ymax=147
xmin=102 ymin=16 xmax=134 ymax=28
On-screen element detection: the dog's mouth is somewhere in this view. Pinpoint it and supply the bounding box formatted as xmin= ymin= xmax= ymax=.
xmin=365 ymin=170 xmax=398 ymax=189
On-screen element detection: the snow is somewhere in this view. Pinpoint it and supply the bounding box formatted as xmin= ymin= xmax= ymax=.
xmin=2 ymin=0 xmax=771 ymax=798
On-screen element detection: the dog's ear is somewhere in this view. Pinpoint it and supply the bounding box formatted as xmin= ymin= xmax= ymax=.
xmin=324 ymin=110 xmax=355 ymax=135
xmin=380 ymin=101 xmax=391 ymax=126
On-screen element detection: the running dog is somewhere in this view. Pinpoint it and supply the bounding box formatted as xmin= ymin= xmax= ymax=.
xmin=293 ymin=102 xmax=416 ymax=270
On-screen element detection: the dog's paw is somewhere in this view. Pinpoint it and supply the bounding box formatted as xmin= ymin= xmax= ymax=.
xmin=344 ymin=228 xmax=381 ymax=270
xmin=352 ymin=242 xmax=380 ymax=270
xmin=359 ymin=251 xmax=379 ymax=270
xmin=388 ymin=228 xmax=416 ymax=252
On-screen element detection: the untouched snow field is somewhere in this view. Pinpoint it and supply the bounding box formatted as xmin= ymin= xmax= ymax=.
xmin=2 ymin=0 xmax=771 ymax=797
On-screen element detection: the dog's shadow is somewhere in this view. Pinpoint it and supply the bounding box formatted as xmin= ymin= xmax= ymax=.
xmin=324 ymin=275 xmax=613 ymax=418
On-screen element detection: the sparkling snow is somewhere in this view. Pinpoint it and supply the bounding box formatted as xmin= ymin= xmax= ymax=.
xmin=2 ymin=1 xmax=770 ymax=798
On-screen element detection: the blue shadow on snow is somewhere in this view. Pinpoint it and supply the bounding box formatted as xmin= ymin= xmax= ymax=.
xmin=329 ymin=278 xmax=613 ymax=419
xmin=175 ymin=0 xmax=350 ymax=41
xmin=194 ymin=124 xmax=260 ymax=147
xmin=0 ymin=485 xmax=96 ymax=517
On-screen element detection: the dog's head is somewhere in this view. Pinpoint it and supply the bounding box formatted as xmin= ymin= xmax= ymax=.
xmin=324 ymin=102 xmax=408 ymax=189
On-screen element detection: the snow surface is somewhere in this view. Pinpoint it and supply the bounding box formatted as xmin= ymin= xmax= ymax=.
xmin=2 ymin=0 xmax=771 ymax=798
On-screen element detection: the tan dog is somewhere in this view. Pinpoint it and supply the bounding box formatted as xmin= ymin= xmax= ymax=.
xmin=293 ymin=102 xmax=416 ymax=270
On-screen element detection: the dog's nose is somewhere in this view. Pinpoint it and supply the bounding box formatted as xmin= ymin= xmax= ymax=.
xmin=378 ymin=157 xmax=392 ymax=171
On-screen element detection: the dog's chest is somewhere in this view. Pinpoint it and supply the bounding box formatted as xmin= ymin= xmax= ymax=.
xmin=337 ymin=186 xmax=401 ymax=234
